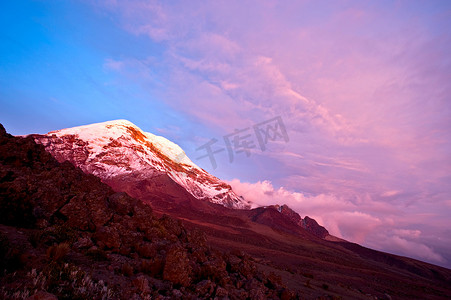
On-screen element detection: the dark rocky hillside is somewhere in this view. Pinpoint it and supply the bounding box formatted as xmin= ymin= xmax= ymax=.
xmin=0 ymin=124 xmax=296 ymax=299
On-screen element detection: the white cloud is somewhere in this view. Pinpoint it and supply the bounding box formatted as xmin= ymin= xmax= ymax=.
xmin=392 ymin=229 xmax=421 ymax=239
xmin=368 ymin=233 xmax=446 ymax=264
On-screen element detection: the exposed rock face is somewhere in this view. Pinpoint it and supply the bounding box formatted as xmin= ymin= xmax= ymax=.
xmin=249 ymin=204 xmax=329 ymax=239
xmin=0 ymin=124 xmax=6 ymax=136
xmin=25 ymin=290 xmax=58 ymax=300
xmin=31 ymin=120 xmax=251 ymax=209
xmin=279 ymin=204 xmax=329 ymax=238
xmin=0 ymin=123 xmax=296 ymax=299
xmin=249 ymin=206 xmax=304 ymax=236
xmin=302 ymin=216 xmax=329 ymax=239
xmin=162 ymin=245 xmax=192 ymax=286
xmin=278 ymin=204 xmax=303 ymax=225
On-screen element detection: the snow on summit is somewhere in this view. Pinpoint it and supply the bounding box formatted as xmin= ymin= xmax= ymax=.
xmin=48 ymin=119 xmax=199 ymax=169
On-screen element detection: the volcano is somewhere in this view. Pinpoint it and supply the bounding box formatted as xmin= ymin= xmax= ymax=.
xmin=31 ymin=120 xmax=329 ymax=239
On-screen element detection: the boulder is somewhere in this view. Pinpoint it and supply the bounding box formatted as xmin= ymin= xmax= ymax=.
xmin=163 ymin=245 xmax=192 ymax=287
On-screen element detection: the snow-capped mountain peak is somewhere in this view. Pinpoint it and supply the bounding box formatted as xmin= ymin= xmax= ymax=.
xmin=33 ymin=120 xmax=251 ymax=209
xmin=48 ymin=119 xmax=199 ymax=169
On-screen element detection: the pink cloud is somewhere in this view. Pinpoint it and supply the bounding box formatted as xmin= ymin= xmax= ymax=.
xmin=367 ymin=232 xmax=446 ymax=264
xmin=392 ymin=229 xmax=422 ymax=239
xmin=227 ymin=178 xmax=446 ymax=265
xmin=226 ymin=178 xmax=380 ymax=242
xmin=381 ymin=190 xmax=402 ymax=197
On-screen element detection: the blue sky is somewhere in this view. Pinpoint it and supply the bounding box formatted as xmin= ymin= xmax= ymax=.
xmin=1 ymin=1 xmax=174 ymax=134
xmin=1 ymin=0 xmax=451 ymax=268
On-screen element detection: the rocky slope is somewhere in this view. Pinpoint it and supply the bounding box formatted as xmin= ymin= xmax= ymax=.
xmin=31 ymin=120 xmax=251 ymax=209
xmin=0 ymin=123 xmax=296 ymax=299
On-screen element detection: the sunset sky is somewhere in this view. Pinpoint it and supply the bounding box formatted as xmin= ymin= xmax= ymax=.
xmin=1 ymin=1 xmax=450 ymax=268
